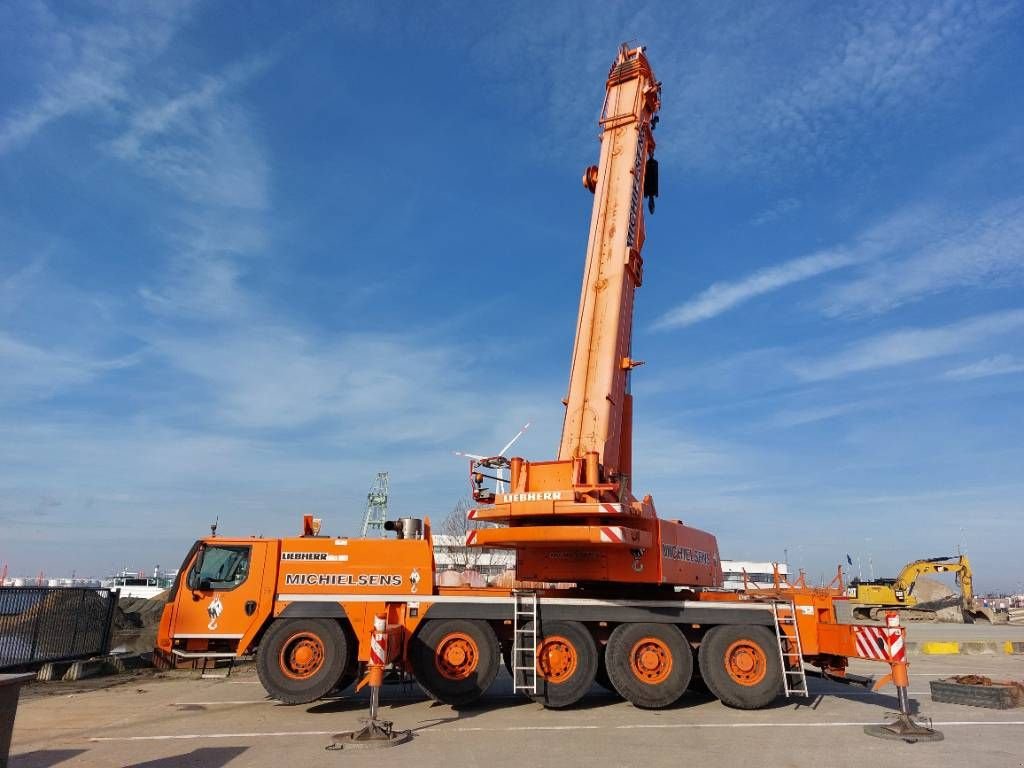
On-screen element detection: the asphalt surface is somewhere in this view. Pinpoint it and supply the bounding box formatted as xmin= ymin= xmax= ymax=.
xmin=9 ymin=651 xmax=1024 ymax=768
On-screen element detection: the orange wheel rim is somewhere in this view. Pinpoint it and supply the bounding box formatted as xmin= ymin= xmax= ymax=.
xmin=724 ymin=639 xmax=767 ymax=686
xmin=629 ymin=637 xmax=673 ymax=684
xmin=279 ymin=631 xmax=325 ymax=680
xmin=537 ymin=635 xmax=578 ymax=684
xmin=435 ymin=632 xmax=480 ymax=681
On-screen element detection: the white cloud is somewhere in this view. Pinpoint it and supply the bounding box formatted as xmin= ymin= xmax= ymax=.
xmin=0 ymin=257 xmax=47 ymax=314
xmin=822 ymin=197 xmax=1024 ymax=316
xmin=109 ymin=58 xmax=271 ymax=210
xmin=751 ymin=197 xmax=800 ymax=226
xmin=0 ymin=2 xmax=194 ymax=154
xmin=653 ymin=250 xmax=858 ymax=330
xmin=0 ymin=331 xmax=136 ymax=403
xmin=943 ymin=354 xmax=1024 ymax=381
xmin=643 ymin=1 xmax=1017 ymax=173
xmin=659 ymin=194 xmax=1024 ymax=330
xmin=767 ymin=401 xmax=874 ymax=428
xmin=791 ymin=309 xmax=1024 ymax=381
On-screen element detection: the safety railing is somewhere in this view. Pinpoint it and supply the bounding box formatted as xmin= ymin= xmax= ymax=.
xmin=0 ymin=587 xmax=118 ymax=669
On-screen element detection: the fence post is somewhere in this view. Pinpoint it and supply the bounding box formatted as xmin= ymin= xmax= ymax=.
xmin=68 ymin=589 xmax=86 ymax=658
xmin=27 ymin=590 xmax=43 ymax=665
xmin=101 ymin=590 xmax=117 ymax=655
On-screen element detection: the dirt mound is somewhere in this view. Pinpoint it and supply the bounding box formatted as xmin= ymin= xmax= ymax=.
xmin=914 ymin=576 xmax=965 ymax=622
xmin=112 ymin=591 xmax=169 ymax=655
xmin=913 ymin=575 xmax=955 ymax=603
xmin=117 ymin=591 xmax=169 ymax=629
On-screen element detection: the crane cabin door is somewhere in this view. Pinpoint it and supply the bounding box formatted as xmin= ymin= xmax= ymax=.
xmin=171 ymin=540 xmax=273 ymax=651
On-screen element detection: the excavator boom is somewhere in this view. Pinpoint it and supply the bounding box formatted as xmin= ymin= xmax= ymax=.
xmin=849 ymin=555 xmax=975 ymax=622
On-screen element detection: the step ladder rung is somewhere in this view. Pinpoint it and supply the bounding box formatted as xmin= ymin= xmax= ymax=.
xmin=512 ymin=590 xmax=540 ymax=695
xmin=771 ymin=600 xmax=808 ymax=699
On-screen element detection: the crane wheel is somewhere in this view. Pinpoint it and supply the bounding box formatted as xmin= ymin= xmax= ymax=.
xmin=605 ymin=622 xmax=691 ymax=709
xmin=256 ymin=618 xmax=349 ymax=705
xmin=698 ymin=624 xmax=782 ymax=710
xmin=523 ymin=620 xmax=598 ymax=709
xmin=410 ymin=619 xmax=500 ymax=707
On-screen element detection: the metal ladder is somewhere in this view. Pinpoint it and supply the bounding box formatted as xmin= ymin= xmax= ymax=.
xmin=512 ymin=590 xmax=538 ymax=694
xmin=772 ymin=601 xmax=808 ymax=697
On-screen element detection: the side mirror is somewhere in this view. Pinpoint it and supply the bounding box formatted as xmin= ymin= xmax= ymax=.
xmin=188 ymin=547 xmax=207 ymax=591
xmin=198 ymin=578 xmax=213 ymax=591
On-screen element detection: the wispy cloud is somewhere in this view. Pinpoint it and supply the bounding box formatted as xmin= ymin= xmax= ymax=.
xmin=105 ymin=55 xmax=276 ymax=323
xmin=660 ymin=193 xmax=1024 ymax=330
xmin=751 ymin=197 xmax=800 ymax=226
xmin=767 ymin=400 xmax=876 ymax=429
xmin=822 ymin=197 xmax=1024 ymax=316
xmin=653 ymin=250 xmax=858 ymax=330
xmin=109 ymin=57 xmax=271 ymax=210
xmin=663 ymin=1 xmax=1018 ymax=173
xmin=791 ymin=309 xmax=1024 ymax=381
xmin=0 ymin=331 xmax=136 ymax=403
xmin=0 ymin=2 xmax=194 ymax=154
xmin=943 ymin=354 xmax=1024 ymax=381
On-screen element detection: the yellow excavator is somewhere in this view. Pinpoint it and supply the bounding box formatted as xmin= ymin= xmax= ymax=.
xmin=847 ymin=555 xmax=978 ymax=622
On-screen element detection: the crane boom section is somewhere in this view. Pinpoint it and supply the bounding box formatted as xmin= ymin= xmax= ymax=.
xmin=558 ymin=45 xmax=660 ymax=486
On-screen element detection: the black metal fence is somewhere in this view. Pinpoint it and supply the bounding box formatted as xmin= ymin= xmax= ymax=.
xmin=0 ymin=587 xmax=118 ymax=670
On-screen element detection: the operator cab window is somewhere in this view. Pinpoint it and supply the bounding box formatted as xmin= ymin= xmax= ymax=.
xmin=188 ymin=545 xmax=251 ymax=591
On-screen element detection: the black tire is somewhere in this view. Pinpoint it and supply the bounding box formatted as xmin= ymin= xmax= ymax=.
xmin=256 ymin=618 xmax=349 ymax=705
xmin=410 ymin=619 xmax=500 ymax=707
xmin=605 ymin=622 xmax=692 ymax=709
xmin=525 ymin=620 xmax=597 ymax=709
xmin=698 ymin=624 xmax=782 ymax=710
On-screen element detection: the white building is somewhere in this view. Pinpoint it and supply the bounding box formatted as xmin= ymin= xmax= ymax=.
xmin=720 ymin=560 xmax=789 ymax=591
xmin=431 ymin=534 xmax=514 ymax=578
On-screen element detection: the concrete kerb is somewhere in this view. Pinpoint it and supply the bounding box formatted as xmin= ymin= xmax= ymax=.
xmin=906 ymin=640 xmax=1024 ymax=656
xmin=62 ymin=655 xmax=127 ymax=682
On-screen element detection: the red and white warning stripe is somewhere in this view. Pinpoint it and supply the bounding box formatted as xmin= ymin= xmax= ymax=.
xmin=598 ymin=526 xmax=626 ymax=543
xmin=885 ymin=627 xmax=906 ymax=661
xmin=465 ymin=530 xmax=478 ymax=546
xmin=600 ymin=503 xmax=623 ymax=515
xmin=853 ymin=625 xmax=906 ymax=661
xmin=467 ymin=507 xmax=478 ymax=519
xmin=369 ymin=614 xmax=388 ymax=666
xmin=854 ymin=626 xmax=888 ymax=660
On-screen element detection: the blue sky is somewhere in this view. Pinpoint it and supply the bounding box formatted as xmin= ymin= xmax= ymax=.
xmin=1 ymin=1 xmax=1022 ymax=591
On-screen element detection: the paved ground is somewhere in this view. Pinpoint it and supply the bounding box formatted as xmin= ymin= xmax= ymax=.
xmin=9 ymin=652 xmax=1024 ymax=768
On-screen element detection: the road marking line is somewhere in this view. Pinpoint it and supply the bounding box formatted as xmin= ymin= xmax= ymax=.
xmin=175 ymin=690 xmax=934 ymax=704
xmin=90 ymin=720 xmax=1024 ymax=742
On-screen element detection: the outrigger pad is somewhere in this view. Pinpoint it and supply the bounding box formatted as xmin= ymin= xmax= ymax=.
xmin=329 ymin=717 xmax=413 ymax=750
xmin=864 ymin=713 xmax=944 ymax=744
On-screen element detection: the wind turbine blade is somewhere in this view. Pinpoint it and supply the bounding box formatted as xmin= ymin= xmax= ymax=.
xmin=453 ymin=450 xmax=487 ymax=460
xmin=498 ymin=422 xmax=532 ymax=457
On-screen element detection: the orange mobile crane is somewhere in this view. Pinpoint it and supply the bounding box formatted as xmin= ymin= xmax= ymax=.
xmin=156 ymin=44 xmax=940 ymax=744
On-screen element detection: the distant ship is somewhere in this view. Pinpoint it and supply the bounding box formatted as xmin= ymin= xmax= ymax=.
xmin=101 ymin=567 xmax=176 ymax=599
